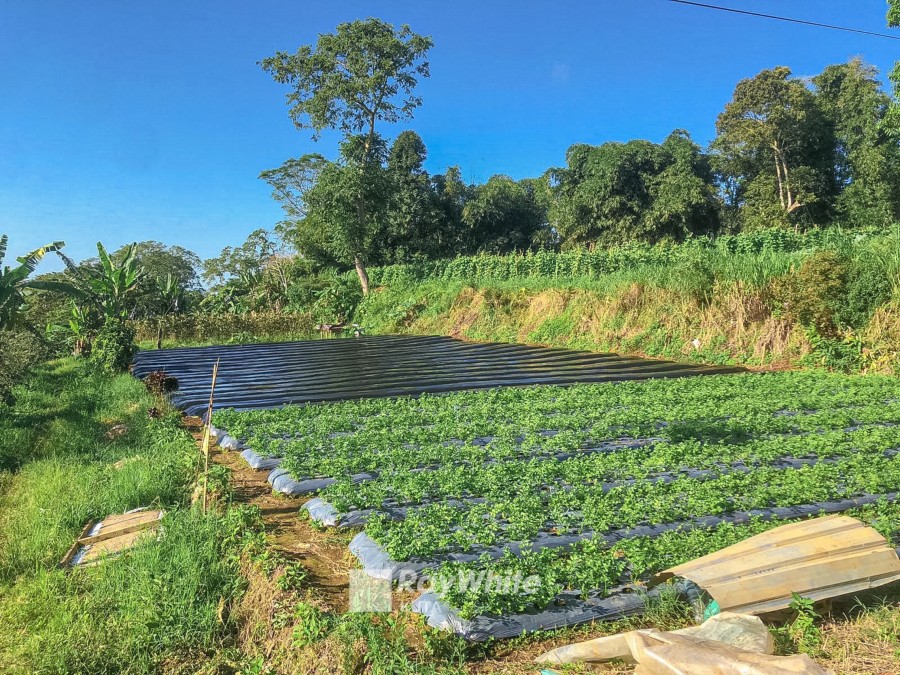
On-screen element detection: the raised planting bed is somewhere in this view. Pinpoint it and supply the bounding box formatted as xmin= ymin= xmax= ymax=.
xmin=210 ymin=371 xmax=900 ymax=639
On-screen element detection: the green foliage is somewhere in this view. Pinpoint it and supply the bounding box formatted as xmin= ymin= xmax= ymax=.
xmin=0 ymin=235 xmax=64 ymax=331
xmin=0 ymin=329 xmax=49 ymax=405
xmin=30 ymin=241 xmax=144 ymax=363
xmin=840 ymin=260 xmax=894 ymax=329
xmin=202 ymin=228 xmax=283 ymax=288
xmin=887 ymin=2 xmax=900 ymax=135
xmin=463 ymin=175 xmax=546 ymax=253
xmin=367 ymin=227 xmax=871 ymax=286
xmin=261 ymin=18 xmax=433 ymax=294
xmin=770 ymin=251 xmax=848 ymax=336
xmin=0 ymin=360 xmax=262 ymax=672
xmin=814 ymin=60 xmax=900 ymax=229
xmin=551 ymin=131 xmax=719 ymax=246
xmin=713 ymin=66 xmax=838 ymax=230
xmin=259 ymin=19 xmax=432 ymax=139
xmin=131 ymin=311 xmax=315 ymax=348
xmin=113 ymin=241 xmax=200 ymax=319
xmin=773 ymin=593 xmax=823 ymax=656
xmin=311 ymin=272 xmax=362 ymax=323
xmin=214 ymin=371 xmax=900 ymax=620
xmin=90 ymin=321 xmax=137 ymax=372
xmin=291 ymin=602 xmax=336 ymax=647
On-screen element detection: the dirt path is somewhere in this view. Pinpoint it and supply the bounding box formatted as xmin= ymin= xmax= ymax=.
xmin=185 ymin=416 xmax=354 ymax=613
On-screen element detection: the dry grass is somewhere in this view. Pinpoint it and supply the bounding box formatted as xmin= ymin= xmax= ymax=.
xmin=424 ymin=283 xmax=811 ymax=369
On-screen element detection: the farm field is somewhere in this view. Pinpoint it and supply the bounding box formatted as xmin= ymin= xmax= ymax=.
xmin=212 ymin=370 xmax=900 ymax=636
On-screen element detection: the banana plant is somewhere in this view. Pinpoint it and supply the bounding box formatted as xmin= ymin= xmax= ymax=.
xmin=156 ymin=273 xmax=186 ymax=315
xmin=0 ymin=235 xmax=65 ymax=330
xmin=30 ymin=242 xmax=144 ymax=322
xmin=67 ymin=302 xmax=100 ymax=355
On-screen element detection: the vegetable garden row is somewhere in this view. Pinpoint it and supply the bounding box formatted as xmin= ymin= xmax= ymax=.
xmin=210 ymin=371 xmax=900 ymax=637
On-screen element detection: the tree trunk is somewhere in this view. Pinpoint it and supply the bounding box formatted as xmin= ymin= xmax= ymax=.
xmin=354 ymin=255 xmax=370 ymax=296
xmin=156 ymin=321 xmax=163 ymax=350
xmin=773 ymin=145 xmax=786 ymax=211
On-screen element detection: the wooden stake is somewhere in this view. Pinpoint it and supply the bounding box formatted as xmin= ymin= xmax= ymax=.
xmin=201 ymin=358 xmax=220 ymax=513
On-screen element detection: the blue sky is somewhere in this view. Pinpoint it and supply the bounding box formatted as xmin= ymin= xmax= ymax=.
xmin=1 ymin=1 xmax=897 ymax=267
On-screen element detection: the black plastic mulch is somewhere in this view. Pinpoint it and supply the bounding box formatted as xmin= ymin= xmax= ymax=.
xmin=131 ymin=335 xmax=743 ymax=416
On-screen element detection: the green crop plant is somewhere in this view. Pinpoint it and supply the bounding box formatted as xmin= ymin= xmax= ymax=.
xmin=212 ymin=370 xmax=900 ymax=621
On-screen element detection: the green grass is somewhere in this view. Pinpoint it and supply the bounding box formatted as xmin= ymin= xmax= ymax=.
xmin=0 ymin=360 xmax=258 ymax=673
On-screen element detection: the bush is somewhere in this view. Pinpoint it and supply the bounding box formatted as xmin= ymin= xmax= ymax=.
xmin=143 ymin=370 xmax=178 ymax=395
xmin=90 ymin=322 xmax=137 ymax=372
xmin=311 ymin=274 xmax=362 ymax=323
xmin=839 ymin=261 xmax=894 ymax=329
xmin=769 ymin=251 xmax=848 ymax=337
xmin=0 ymin=330 xmax=49 ymax=404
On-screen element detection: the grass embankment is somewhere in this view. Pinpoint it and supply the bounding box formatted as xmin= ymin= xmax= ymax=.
xmin=0 ymin=360 xmax=257 ymax=673
xmin=356 ymin=235 xmax=900 ymax=372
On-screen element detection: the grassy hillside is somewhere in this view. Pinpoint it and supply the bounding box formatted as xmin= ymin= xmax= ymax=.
xmin=0 ymin=361 xmax=260 ymax=673
xmin=354 ymin=228 xmax=900 ymax=372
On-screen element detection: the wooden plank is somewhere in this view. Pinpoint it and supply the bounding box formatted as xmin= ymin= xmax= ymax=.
xmin=708 ymin=549 xmax=900 ymax=609
xmin=59 ymin=519 xmax=97 ymax=568
xmin=77 ymin=510 xmax=162 ymax=545
xmin=75 ymin=529 xmax=155 ymax=566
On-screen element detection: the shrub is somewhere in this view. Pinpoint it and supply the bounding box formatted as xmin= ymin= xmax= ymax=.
xmin=311 ymin=274 xmax=362 ymax=323
xmin=90 ymin=322 xmax=137 ymax=372
xmin=839 ymin=261 xmax=893 ymax=329
xmin=769 ymin=251 xmax=848 ymax=337
xmin=143 ymin=370 xmax=178 ymax=395
xmin=0 ymin=330 xmax=49 ymax=404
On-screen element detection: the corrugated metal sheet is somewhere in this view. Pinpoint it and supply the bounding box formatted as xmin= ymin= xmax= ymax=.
xmin=651 ymin=515 xmax=900 ymax=615
xmin=131 ymin=334 xmax=743 ymax=416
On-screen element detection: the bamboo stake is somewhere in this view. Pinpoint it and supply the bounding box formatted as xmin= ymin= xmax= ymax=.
xmin=201 ymin=358 xmax=220 ymax=513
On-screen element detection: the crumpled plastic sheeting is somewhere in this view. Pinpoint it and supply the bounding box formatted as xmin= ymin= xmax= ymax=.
xmin=209 ymin=425 xmax=283 ymax=471
xmin=267 ymin=468 xmax=376 ymax=496
xmin=304 ymin=498 xmax=342 ymax=527
xmin=410 ymin=588 xmax=654 ymax=642
xmin=537 ymin=615 xmax=829 ymax=674
xmin=240 ymin=448 xmax=282 ymax=471
xmin=536 ymin=612 xmax=775 ymax=665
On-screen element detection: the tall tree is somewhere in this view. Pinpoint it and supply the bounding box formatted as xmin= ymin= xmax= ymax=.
xmin=813 ymin=59 xmax=900 ymax=227
xmin=431 ymin=166 xmax=471 ymax=255
xmin=713 ymin=67 xmax=836 ymax=230
xmin=887 ymin=1 xmax=900 ymax=134
xmin=111 ymin=241 xmax=201 ymax=318
xmin=202 ymin=229 xmax=281 ymax=287
xmin=383 ymin=131 xmax=444 ymax=262
xmin=260 ymin=18 xmax=432 ymax=294
xmin=300 ymin=135 xmax=392 ymax=272
xmin=550 ymin=132 xmax=719 ymax=247
xmin=462 ymin=176 xmax=545 ymax=254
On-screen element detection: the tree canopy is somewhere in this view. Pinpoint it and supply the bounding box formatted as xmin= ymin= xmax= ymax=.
xmin=261 ymin=18 xmax=433 ymax=294
xmin=549 ymin=131 xmax=719 ymax=247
